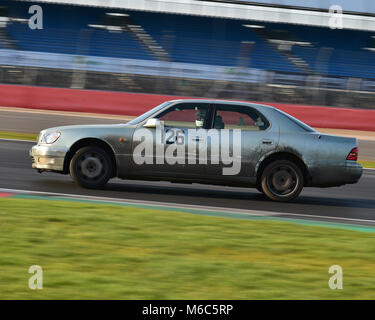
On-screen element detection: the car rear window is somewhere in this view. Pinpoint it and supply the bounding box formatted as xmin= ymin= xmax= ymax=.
xmin=276 ymin=109 xmax=316 ymax=132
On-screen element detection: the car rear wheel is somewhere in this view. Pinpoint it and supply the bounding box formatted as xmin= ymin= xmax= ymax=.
xmin=70 ymin=146 xmax=112 ymax=188
xmin=260 ymin=160 xmax=304 ymax=202
xmin=256 ymin=181 xmax=263 ymax=194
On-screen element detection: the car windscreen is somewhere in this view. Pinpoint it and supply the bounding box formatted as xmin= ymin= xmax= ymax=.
xmin=127 ymin=102 xmax=171 ymax=125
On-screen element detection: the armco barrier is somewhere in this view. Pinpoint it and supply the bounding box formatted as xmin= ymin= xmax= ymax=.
xmin=0 ymin=84 xmax=374 ymax=131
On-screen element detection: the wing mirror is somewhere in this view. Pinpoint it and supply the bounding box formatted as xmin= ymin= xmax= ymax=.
xmin=143 ymin=118 xmax=161 ymax=128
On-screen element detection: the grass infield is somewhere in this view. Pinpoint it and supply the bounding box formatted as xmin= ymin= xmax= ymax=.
xmin=359 ymin=161 xmax=375 ymax=168
xmin=0 ymin=197 xmax=375 ymax=299
xmin=0 ymin=131 xmax=37 ymax=141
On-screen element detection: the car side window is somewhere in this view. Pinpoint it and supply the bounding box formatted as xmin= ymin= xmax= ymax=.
xmin=213 ymin=105 xmax=270 ymax=131
xmin=157 ymin=103 xmax=209 ymax=128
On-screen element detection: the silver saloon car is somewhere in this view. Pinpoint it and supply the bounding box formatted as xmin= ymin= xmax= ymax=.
xmin=30 ymin=99 xmax=362 ymax=201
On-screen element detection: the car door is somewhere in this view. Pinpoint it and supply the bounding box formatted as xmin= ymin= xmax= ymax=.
xmin=206 ymin=103 xmax=279 ymax=178
xmin=130 ymin=102 xmax=212 ymax=178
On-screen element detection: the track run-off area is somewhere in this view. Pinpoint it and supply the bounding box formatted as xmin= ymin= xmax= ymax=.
xmin=0 ymin=107 xmax=374 ymax=229
xmin=1 ymin=138 xmax=375 ymax=229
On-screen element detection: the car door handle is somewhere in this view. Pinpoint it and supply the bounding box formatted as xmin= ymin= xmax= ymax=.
xmin=262 ymin=139 xmax=273 ymax=145
xmin=166 ymin=140 xmax=174 ymax=144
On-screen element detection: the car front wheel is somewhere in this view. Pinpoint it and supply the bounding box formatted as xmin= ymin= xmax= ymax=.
xmin=260 ymin=160 xmax=304 ymax=202
xmin=69 ymin=146 xmax=112 ymax=188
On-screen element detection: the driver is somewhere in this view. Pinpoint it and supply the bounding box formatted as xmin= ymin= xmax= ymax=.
xmin=195 ymin=108 xmax=206 ymax=128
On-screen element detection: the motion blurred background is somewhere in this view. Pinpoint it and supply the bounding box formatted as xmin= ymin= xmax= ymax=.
xmin=0 ymin=0 xmax=374 ymax=111
xmin=2 ymin=1 xmax=375 ymax=300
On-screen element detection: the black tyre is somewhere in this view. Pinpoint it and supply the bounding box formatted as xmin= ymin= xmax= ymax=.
xmin=69 ymin=146 xmax=112 ymax=188
xmin=256 ymin=181 xmax=263 ymax=194
xmin=260 ymin=160 xmax=304 ymax=202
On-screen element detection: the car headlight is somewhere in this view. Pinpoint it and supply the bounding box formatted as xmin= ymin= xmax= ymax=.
xmin=40 ymin=131 xmax=61 ymax=144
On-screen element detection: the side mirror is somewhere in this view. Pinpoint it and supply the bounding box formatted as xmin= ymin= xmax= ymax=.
xmin=143 ymin=118 xmax=161 ymax=128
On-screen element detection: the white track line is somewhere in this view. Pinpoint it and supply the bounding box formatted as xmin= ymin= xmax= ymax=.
xmin=0 ymin=187 xmax=277 ymax=217
xmin=0 ymin=138 xmax=35 ymax=143
xmin=1 ymin=187 xmax=375 ymax=226
xmin=0 ymin=106 xmax=134 ymax=120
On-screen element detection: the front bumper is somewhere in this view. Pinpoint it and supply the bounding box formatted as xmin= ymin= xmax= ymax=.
xmin=29 ymin=144 xmax=68 ymax=171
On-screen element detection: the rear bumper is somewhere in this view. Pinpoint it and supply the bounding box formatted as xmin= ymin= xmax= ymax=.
xmin=29 ymin=144 xmax=67 ymax=171
xmin=345 ymin=161 xmax=363 ymax=184
xmin=309 ymin=161 xmax=362 ymax=187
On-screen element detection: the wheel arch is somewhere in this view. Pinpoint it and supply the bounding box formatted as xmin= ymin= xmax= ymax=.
xmin=255 ymin=151 xmax=311 ymax=186
xmin=63 ymin=137 xmax=117 ymax=177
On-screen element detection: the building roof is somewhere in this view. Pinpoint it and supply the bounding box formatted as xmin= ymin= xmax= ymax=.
xmin=18 ymin=0 xmax=375 ymax=32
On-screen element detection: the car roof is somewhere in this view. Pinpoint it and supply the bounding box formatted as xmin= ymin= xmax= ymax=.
xmin=166 ymin=99 xmax=276 ymax=110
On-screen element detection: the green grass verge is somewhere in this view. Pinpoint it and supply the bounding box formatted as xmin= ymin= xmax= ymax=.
xmin=0 ymin=131 xmax=37 ymax=141
xmin=359 ymin=161 xmax=375 ymax=169
xmin=1 ymin=198 xmax=375 ymax=299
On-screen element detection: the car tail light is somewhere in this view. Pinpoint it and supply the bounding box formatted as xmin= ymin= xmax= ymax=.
xmin=347 ymin=147 xmax=358 ymax=161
